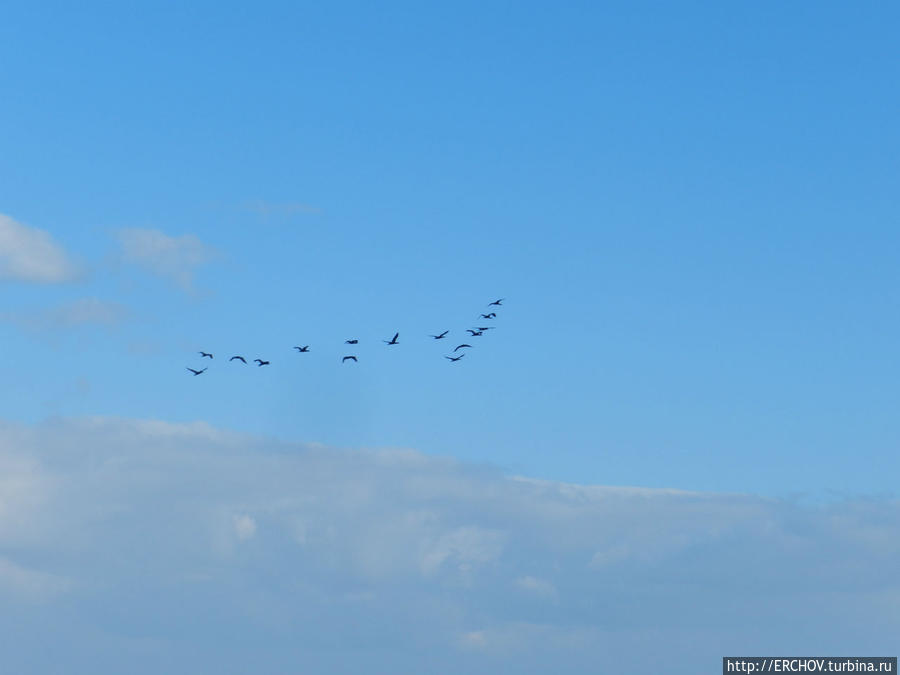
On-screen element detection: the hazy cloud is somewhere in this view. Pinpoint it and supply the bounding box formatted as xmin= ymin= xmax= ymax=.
xmin=113 ymin=227 xmax=216 ymax=291
xmin=0 ymin=416 xmax=896 ymax=674
xmin=0 ymin=213 xmax=80 ymax=283
xmin=233 ymin=514 xmax=257 ymax=541
xmin=515 ymin=575 xmax=558 ymax=600
xmin=1 ymin=298 xmax=129 ymax=333
xmin=0 ymin=556 xmax=70 ymax=601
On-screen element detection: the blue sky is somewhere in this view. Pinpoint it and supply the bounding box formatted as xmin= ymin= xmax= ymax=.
xmin=0 ymin=2 xmax=898 ymax=672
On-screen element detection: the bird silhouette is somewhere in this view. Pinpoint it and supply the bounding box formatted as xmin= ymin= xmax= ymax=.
xmin=430 ymin=330 xmax=449 ymax=339
xmin=254 ymin=359 xmax=270 ymax=366
xmin=294 ymin=345 xmax=310 ymax=352
xmin=229 ymin=356 xmax=247 ymax=363
xmin=186 ymin=367 xmax=207 ymax=375
xmin=475 ymin=327 xmax=496 ymax=331
xmin=345 ymin=339 xmax=358 ymax=345
xmin=480 ymin=313 xmax=497 ymax=319
xmin=445 ymin=354 xmax=465 ymax=362
xmin=453 ymin=344 xmax=472 ymax=352
xmin=342 ymin=355 xmax=358 ymax=363
xmin=199 ymin=351 xmax=213 ymax=359
xmin=384 ymin=332 xmax=399 ymax=345
xmin=466 ymin=329 xmax=483 ymax=336
xmin=489 ymin=298 xmax=504 ymax=306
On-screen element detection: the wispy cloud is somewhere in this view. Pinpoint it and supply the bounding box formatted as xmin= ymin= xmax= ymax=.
xmin=240 ymin=200 xmax=322 ymax=216
xmin=0 ymin=416 xmax=896 ymax=673
xmin=0 ymin=298 xmax=129 ymax=333
xmin=113 ymin=227 xmax=216 ymax=291
xmin=0 ymin=213 xmax=80 ymax=283
xmin=0 ymin=556 xmax=70 ymax=601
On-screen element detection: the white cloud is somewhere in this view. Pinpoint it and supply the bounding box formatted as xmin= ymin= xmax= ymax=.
xmin=0 ymin=416 xmax=897 ymax=674
xmin=0 ymin=213 xmax=80 ymax=283
xmin=113 ymin=227 xmax=216 ymax=291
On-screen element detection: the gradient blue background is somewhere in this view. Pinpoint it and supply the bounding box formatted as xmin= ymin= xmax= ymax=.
xmin=2 ymin=2 xmax=899 ymax=497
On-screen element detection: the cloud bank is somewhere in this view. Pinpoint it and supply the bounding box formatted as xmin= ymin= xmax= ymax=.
xmin=0 ymin=213 xmax=80 ymax=283
xmin=0 ymin=417 xmax=896 ymax=674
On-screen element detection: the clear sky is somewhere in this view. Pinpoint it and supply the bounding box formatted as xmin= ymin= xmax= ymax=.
xmin=1 ymin=2 xmax=898 ymax=672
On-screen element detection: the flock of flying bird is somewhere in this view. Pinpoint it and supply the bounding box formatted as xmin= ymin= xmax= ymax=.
xmin=185 ymin=298 xmax=506 ymax=376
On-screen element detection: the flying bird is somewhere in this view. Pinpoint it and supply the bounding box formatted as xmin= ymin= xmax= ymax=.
xmin=445 ymin=354 xmax=465 ymax=362
xmin=342 ymin=355 xmax=358 ymax=363
xmin=229 ymin=356 xmax=247 ymax=363
xmin=384 ymin=332 xmax=399 ymax=345
xmin=186 ymin=367 xmax=207 ymax=376
xmin=489 ymin=298 xmax=504 ymax=306
xmin=453 ymin=344 xmax=472 ymax=352
xmin=466 ymin=329 xmax=483 ymax=336
xmin=199 ymin=351 xmax=213 ymax=359
xmin=254 ymin=359 xmax=270 ymax=366
xmin=430 ymin=330 xmax=449 ymax=339
xmin=294 ymin=345 xmax=310 ymax=352
xmin=345 ymin=339 xmax=358 ymax=345
xmin=480 ymin=313 xmax=497 ymax=319
xmin=475 ymin=327 xmax=496 ymax=331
